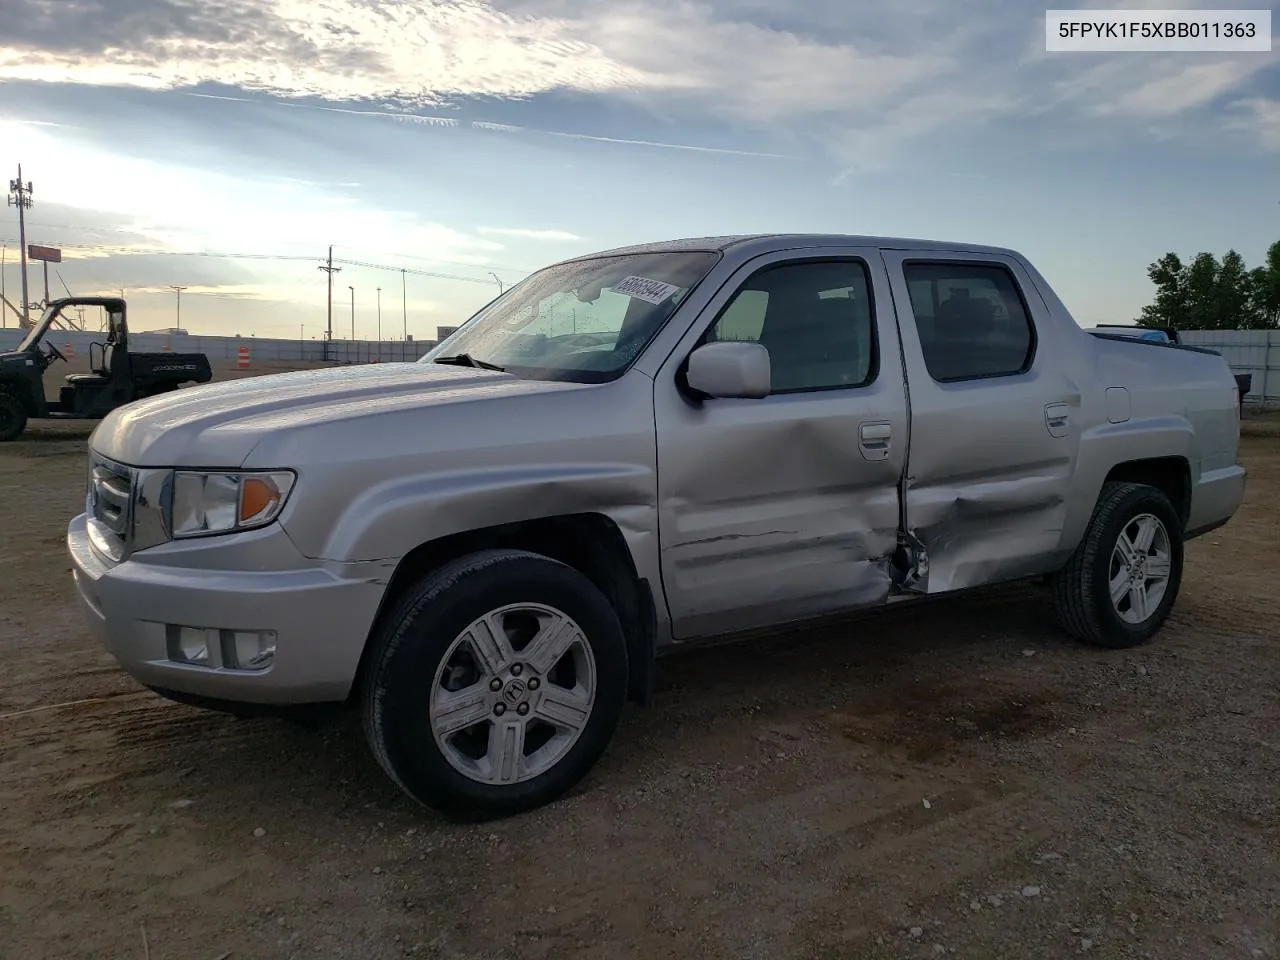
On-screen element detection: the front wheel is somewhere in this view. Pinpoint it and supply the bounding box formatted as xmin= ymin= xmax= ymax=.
xmin=0 ymin=389 xmax=28 ymax=442
xmin=1051 ymin=482 xmax=1184 ymax=648
xmin=361 ymin=549 xmax=628 ymax=820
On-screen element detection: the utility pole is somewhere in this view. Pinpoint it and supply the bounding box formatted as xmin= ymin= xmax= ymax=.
xmin=7 ymin=165 xmax=33 ymax=328
xmin=317 ymin=244 xmax=341 ymax=359
xmin=377 ymin=286 xmax=382 ymax=340
xmin=401 ymin=268 xmax=407 ymax=340
xmin=169 ymin=285 xmax=187 ymax=327
xmin=348 ymin=285 xmax=355 ymax=340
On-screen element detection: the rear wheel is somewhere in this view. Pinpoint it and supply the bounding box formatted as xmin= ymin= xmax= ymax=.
xmin=1051 ymin=482 xmax=1183 ymax=648
xmin=0 ymin=389 xmax=27 ymax=442
xmin=362 ymin=549 xmax=628 ymax=820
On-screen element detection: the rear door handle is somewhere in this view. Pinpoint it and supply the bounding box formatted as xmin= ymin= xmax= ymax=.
xmin=859 ymin=421 xmax=892 ymax=460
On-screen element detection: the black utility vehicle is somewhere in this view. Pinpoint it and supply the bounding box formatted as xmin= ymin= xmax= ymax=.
xmin=0 ymin=297 xmax=212 ymax=441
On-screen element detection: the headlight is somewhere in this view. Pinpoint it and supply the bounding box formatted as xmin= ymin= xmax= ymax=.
xmin=170 ymin=470 xmax=296 ymax=538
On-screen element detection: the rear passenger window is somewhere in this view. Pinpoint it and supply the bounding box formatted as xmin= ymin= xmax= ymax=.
xmin=902 ymin=262 xmax=1035 ymax=382
xmin=705 ymin=260 xmax=876 ymax=392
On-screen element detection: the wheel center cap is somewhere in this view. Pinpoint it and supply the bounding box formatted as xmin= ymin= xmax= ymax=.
xmin=501 ymin=678 xmax=527 ymax=705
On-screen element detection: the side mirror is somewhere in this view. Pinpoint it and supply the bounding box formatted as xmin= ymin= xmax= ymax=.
xmin=685 ymin=341 xmax=771 ymax=399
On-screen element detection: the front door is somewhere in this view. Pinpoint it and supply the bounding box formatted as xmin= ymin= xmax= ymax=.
xmin=653 ymin=249 xmax=909 ymax=640
xmin=880 ymin=249 xmax=1083 ymax=593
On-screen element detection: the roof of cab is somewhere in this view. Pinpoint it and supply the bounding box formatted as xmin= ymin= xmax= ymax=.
xmin=566 ymin=233 xmax=1022 ymax=261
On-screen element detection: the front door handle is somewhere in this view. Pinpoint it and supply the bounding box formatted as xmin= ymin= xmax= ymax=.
xmin=859 ymin=421 xmax=892 ymax=461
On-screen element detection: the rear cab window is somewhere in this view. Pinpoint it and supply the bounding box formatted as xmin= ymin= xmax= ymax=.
xmin=902 ymin=261 xmax=1036 ymax=382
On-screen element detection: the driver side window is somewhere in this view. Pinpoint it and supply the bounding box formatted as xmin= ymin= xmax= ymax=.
xmin=705 ymin=259 xmax=877 ymax=392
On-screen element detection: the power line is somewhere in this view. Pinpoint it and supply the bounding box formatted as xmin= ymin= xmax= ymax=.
xmin=0 ymin=240 xmax=527 ymax=285
xmin=19 ymin=225 xmax=538 ymax=276
xmin=331 ymin=244 xmax=534 ymax=275
xmin=0 ymin=236 xmax=527 ymax=341
xmin=0 ymin=240 xmax=321 ymax=262
xmin=14 ymin=229 xmax=536 ymax=273
xmin=330 ymin=256 xmax=507 ymax=285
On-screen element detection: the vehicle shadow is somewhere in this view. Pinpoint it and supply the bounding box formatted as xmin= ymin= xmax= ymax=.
xmin=96 ymin=579 xmax=1072 ymax=827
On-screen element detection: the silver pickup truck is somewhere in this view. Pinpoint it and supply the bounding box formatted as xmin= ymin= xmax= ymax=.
xmin=68 ymin=234 xmax=1245 ymax=819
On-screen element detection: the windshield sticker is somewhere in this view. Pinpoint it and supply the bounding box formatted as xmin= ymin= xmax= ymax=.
xmin=612 ymin=275 xmax=680 ymax=305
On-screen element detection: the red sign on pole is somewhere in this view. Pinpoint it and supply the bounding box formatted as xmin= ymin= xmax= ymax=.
xmin=28 ymin=244 xmax=62 ymax=263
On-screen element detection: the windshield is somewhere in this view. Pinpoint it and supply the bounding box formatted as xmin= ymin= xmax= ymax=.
xmin=16 ymin=306 xmax=59 ymax=352
xmin=421 ymin=250 xmax=721 ymax=382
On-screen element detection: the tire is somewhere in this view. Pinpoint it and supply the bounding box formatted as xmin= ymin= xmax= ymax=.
xmin=361 ymin=549 xmax=629 ymax=820
xmin=0 ymin=389 xmax=27 ymax=442
xmin=1051 ymin=482 xmax=1184 ymax=648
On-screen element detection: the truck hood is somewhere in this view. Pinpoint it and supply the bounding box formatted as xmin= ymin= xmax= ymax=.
xmin=89 ymin=362 xmax=580 ymax=467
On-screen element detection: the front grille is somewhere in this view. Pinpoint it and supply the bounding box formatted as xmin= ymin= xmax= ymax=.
xmin=87 ymin=452 xmax=135 ymax=560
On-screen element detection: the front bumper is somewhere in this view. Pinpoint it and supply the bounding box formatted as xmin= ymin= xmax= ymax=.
xmin=68 ymin=513 xmax=389 ymax=704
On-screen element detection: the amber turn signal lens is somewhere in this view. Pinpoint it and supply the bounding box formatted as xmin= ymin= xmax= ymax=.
xmin=239 ymin=476 xmax=281 ymax=524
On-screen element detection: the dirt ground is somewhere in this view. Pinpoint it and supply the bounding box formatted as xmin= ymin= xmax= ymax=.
xmin=1 ymin=411 xmax=1277 ymax=960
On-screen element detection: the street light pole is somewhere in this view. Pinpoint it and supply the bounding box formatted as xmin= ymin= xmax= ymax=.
xmin=348 ymin=285 xmax=355 ymax=340
xmin=169 ymin=285 xmax=187 ymax=327
xmin=401 ymin=268 xmax=407 ymax=340
xmin=377 ymin=286 xmax=382 ymax=341
xmin=489 ymin=271 xmax=504 ymax=294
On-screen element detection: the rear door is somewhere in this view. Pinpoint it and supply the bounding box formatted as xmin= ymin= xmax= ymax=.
xmin=653 ymin=248 xmax=909 ymax=640
xmin=880 ymin=249 xmax=1083 ymax=592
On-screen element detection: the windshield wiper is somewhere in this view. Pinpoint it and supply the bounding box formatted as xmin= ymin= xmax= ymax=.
xmin=432 ymin=353 xmax=506 ymax=372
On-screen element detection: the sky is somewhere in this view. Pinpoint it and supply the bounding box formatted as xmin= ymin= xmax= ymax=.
xmin=0 ymin=0 xmax=1277 ymax=340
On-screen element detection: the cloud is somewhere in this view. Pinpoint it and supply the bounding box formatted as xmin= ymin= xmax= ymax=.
xmin=1 ymin=0 xmax=1275 ymax=173
xmin=1225 ymin=97 xmax=1280 ymax=152
xmin=0 ymin=0 xmax=652 ymax=103
xmin=183 ymin=90 xmax=799 ymax=157
xmin=512 ymin=126 xmax=796 ymax=158
xmin=0 ymin=0 xmax=983 ymax=140
xmin=0 ymin=118 xmax=513 ymax=280
xmin=471 ymin=120 xmax=523 ymax=133
xmin=478 ymin=227 xmax=582 ymax=241
xmin=1050 ymin=57 xmax=1273 ymax=120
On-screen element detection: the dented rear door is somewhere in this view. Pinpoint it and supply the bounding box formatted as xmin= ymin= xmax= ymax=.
xmin=653 ymin=247 xmax=908 ymax=641
xmin=880 ymin=248 xmax=1083 ymax=593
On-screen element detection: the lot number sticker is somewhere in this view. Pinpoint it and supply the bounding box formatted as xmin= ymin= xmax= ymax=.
xmin=612 ymin=275 xmax=680 ymax=305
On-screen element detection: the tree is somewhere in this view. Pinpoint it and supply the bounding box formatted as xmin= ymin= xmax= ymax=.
xmin=1247 ymin=240 xmax=1280 ymax=329
xmin=1136 ymin=240 xmax=1280 ymax=330
xmin=1215 ymin=250 xmax=1252 ymax=329
xmin=1184 ymin=252 xmax=1223 ymax=329
xmin=1136 ymin=253 xmax=1189 ymax=330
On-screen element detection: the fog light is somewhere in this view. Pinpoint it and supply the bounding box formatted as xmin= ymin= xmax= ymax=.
xmin=223 ymin=630 xmax=276 ymax=670
xmin=167 ymin=626 xmax=211 ymax=664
